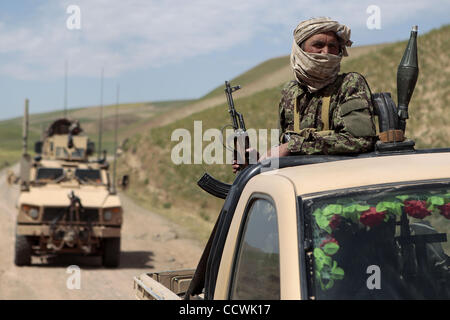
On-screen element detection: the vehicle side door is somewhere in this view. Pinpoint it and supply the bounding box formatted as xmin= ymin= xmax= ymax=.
xmin=214 ymin=174 xmax=300 ymax=299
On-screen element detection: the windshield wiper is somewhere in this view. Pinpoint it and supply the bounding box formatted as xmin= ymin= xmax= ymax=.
xmin=53 ymin=172 xmax=67 ymax=183
xmin=74 ymin=175 xmax=88 ymax=185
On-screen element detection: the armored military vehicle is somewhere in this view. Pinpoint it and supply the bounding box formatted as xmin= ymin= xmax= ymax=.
xmin=133 ymin=26 xmax=450 ymax=299
xmin=15 ymin=107 xmax=123 ymax=267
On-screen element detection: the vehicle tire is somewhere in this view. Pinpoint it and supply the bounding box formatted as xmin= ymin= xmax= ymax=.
xmin=14 ymin=234 xmax=32 ymax=266
xmin=102 ymin=237 xmax=121 ymax=268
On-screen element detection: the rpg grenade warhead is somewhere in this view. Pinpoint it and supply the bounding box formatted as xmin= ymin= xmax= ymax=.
xmin=397 ymin=25 xmax=419 ymax=132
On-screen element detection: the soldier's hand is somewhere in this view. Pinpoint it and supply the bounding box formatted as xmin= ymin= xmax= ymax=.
xmin=232 ymin=148 xmax=259 ymax=174
xmin=259 ymin=143 xmax=289 ymax=161
xmin=232 ymin=160 xmax=240 ymax=174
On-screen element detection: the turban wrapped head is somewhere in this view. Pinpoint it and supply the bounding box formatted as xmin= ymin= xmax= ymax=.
xmin=290 ymin=17 xmax=353 ymax=92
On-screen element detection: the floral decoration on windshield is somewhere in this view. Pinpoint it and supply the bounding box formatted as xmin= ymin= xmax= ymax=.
xmin=440 ymin=203 xmax=450 ymax=219
xmin=404 ymin=200 xmax=431 ymax=219
xmin=360 ymin=207 xmax=386 ymax=227
xmin=312 ymin=191 xmax=450 ymax=291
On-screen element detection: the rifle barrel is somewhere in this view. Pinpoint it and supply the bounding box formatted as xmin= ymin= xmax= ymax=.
xmin=225 ymin=81 xmax=241 ymax=130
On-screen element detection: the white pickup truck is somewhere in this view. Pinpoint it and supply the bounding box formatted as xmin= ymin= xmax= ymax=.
xmin=134 ymin=150 xmax=450 ymax=300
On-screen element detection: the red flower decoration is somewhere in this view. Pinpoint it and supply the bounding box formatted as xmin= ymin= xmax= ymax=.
xmin=439 ymin=203 xmax=450 ymax=219
xmin=320 ymin=237 xmax=339 ymax=248
xmin=404 ymin=200 xmax=431 ymax=219
xmin=360 ymin=207 xmax=386 ymax=227
xmin=329 ymin=214 xmax=341 ymax=230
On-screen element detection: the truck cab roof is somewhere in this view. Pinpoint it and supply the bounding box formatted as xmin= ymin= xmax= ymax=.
xmin=199 ymin=148 xmax=450 ymax=299
xmin=273 ymin=151 xmax=450 ymax=197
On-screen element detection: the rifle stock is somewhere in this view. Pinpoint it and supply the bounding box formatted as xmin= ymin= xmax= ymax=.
xmin=197 ymin=173 xmax=231 ymax=199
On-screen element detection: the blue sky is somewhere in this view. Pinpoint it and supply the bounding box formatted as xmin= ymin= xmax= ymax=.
xmin=0 ymin=0 xmax=448 ymax=120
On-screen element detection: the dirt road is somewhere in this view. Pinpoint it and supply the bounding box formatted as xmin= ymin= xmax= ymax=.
xmin=0 ymin=165 xmax=203 ymax=299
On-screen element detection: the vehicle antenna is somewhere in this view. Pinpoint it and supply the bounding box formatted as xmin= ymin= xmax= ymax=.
xmin=97 ymin=67 xmax=104 ymax=161
xmin=64 ymin=60 xmax=68 ymax=118
xmin=23 ymin=99 xmax=29 ymax=156
xmin=20 ymin=99 xmax=31 ymax=191
xmin=111 ymin=84 xmax=120 ymax=194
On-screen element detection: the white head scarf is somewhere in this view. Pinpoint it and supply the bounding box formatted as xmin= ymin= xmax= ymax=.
xmin=290 ymin=17 xmax=353 ymax=92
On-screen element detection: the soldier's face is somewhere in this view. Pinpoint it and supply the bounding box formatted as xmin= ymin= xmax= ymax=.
xmin=302 ymin=32 xmax=340 ymax=55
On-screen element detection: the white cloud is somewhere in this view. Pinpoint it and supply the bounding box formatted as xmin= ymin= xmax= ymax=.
xmin=0 ymin=0 xmax=447 ymax=80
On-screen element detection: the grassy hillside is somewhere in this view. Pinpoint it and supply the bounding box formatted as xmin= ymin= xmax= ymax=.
xmin=118 ymin=25 xmax=450 ymax=243
xmin=202 ymin=56 xmax=290 ymax=99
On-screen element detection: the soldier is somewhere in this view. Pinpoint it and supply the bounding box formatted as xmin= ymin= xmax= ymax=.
xmin=233 ymin=17 xmax=377 ymax=172
xmin=271 ymin=17 xmax=377 ymax=157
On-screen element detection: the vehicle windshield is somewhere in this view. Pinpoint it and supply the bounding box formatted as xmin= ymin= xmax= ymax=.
xmin=36 ymin=168 xmax=64 ymax=181
xmin=75 ymin=169 xmax=102 ymax=184
xmin=56 ymin=147 xmax=85 ymax=159
xmin=71 ymin=148 xmax=85 ymax=158
xmin=55 ymin=147 xmax=69 ymax=158
xmin=301 ymin=183 xmax=450 ymax=300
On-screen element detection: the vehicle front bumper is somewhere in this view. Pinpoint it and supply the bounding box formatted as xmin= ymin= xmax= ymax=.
xmin=16 ymin=224 xmax=121 ymax=238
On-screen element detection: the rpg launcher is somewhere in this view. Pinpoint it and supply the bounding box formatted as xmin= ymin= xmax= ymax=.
xmin=373 ymin=25 xmax=419 ymax=152
xmin=197 ymin=81 xmax=250 ymax=199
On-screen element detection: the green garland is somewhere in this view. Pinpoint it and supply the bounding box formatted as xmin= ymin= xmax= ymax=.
xmin=312 ymin=192 xmax=450 ymax=291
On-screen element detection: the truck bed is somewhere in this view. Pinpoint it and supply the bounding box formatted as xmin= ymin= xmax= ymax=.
xmin=133 ymin=269 xmax=200 ymax=300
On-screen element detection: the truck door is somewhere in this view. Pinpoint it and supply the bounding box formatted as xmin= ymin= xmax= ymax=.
xmin=213 ymin=174 xmax=300 ymax=299
xmin=228 ymin=197 xmax=280 ymax=299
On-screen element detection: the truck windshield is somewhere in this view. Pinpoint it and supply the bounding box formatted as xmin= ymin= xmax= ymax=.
xmin=301 ymin=183 xmax=450 ymax=300
xmin=75 ymin=169 xmax=102 ymax=183
xmin=36 ymin=168 xmax=64 ymax=181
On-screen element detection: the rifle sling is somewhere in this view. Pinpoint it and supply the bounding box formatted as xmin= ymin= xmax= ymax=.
xmin=321 ymin=95 xmax=331 ymax=131
xmin=294 ymin=95 xmax=332 ymax=133
xmin=294 ymin=96 xmax=300 ymax=133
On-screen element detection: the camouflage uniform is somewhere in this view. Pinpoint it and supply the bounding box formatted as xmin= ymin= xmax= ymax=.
xmin=279 ymin=72 xmax=377 ymax=155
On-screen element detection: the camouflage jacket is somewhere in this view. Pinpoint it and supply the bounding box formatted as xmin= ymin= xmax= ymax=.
xmin=279 ymin=72 xmax=377 ymax=155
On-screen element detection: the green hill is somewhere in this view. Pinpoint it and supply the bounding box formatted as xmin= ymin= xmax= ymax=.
xmin=117 ymin=25 xmax=450 ymax=242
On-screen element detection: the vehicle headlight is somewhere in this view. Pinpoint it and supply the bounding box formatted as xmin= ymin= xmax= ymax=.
xmin=29 ymin=208 xmax=39 ymax=219
xmin=22 ymin=205 xmax=40 ymax=220
xmin=103 ymin=207 xmax=121 ymax=222
xmin=104 ymin=211 xmax=112 ymax=221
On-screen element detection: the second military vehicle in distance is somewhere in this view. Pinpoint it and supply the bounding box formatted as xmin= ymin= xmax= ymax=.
xmin=14 ymin=116 xmax=123 ymax=267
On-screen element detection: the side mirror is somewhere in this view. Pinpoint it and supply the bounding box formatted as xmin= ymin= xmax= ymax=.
xmin=34 ymin=141 xmax=43 ymax=154
xmin=6 ymin=170 xmax=19 ymax=185
xmin=120 ymin=175 xmax=130 ymax=190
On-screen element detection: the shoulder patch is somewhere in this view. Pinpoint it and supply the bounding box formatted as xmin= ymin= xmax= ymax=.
xmin=339 ymin=98 xmax=369 ymax=116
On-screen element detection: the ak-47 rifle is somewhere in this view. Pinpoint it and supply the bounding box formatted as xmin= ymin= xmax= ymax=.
xmin=197 ymin=81 xmax=250 ymax=199
xmin=224 ymin=80 xmax=251 ymax=169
